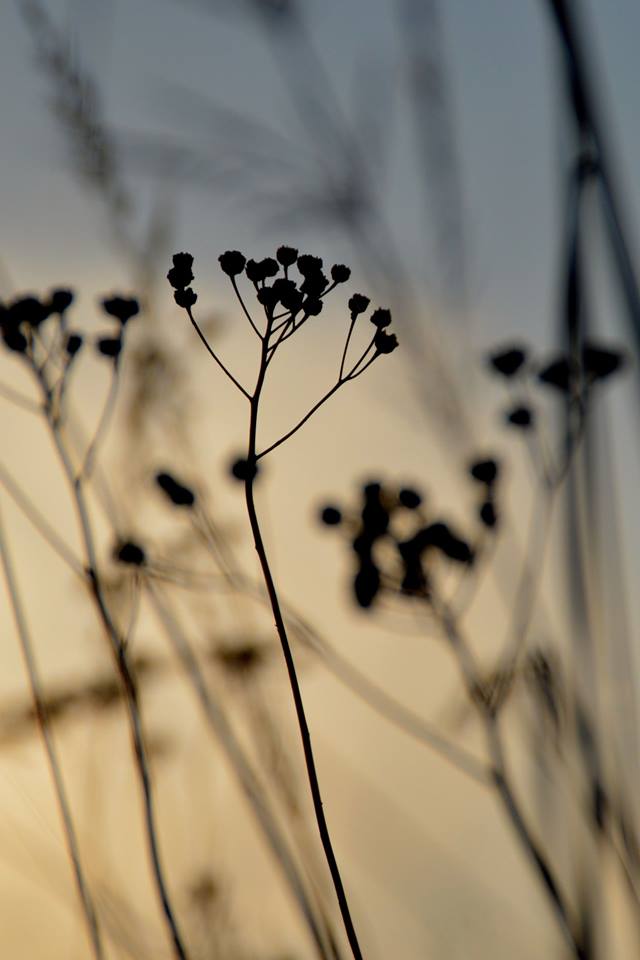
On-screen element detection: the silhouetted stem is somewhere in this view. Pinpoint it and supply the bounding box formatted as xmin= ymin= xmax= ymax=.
xmin=245 ymin=333 xmax=364 ymax=960
xmin=339 ymin=314 xmax=357 ymax=379
xmin=0 ymin=381 xmax=41 ymax=414
xmin=147 ymin=582 xmax=343 ymax=960
xmin=0 ymin=462 xmax=84 ymax=576
xmin=231 ymin=276 xmax=263 ymax=338
xmin=78 ymin=363 xmax=120 ymax=481
xmin=435 ymin=598 xmax=587 ymax=960
xmin=0 ymin=507 xmax=104 ymax=960
xmin=36 ymin=370 xmax=190 ymax=960
xmin=257 ymin=380 xmax=343 ymax=460
xmin=185 ymin=305 xmax=251 ymax=400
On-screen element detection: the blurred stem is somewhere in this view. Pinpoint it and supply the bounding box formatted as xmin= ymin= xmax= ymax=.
xmin=0 ymin=506 xmax=105 ymax=960
xmin=244 ymin=331 xmax=365 ymax=960
xmin=433 ymin=595 xmax=588 ymax=960
xmin=35 ymin=368 xmax=190 ymax=960
xmin=146 ymin=581 xmax=343 ymax=960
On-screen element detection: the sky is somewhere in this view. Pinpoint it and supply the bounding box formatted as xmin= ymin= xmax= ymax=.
xmin=2 ymin=1 xmax=640 ymax=958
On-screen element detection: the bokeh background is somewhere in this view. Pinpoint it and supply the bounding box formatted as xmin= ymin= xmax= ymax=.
xmin=1 ymin=1 xmax=640 ymax=957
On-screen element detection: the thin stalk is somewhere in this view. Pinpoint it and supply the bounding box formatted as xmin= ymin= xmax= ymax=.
xmin=339 ymin=314 xmax=357 ymax=380
xmin=231 ymin=276 xmax=263 ymax=338
xmin=0 ymin=506 xmax=104 ymax=960
xmin=244 ymin=330 xmax=364 ymax=960
xmin=78 ymin=364 xmax=120 ymax=481
xmin=36 ymin=370 xmax=190 ymax=960
xmin=185 ymin=305 xmax=251 ymax=400
xmin=435 ymin=597 xmax=587 ymax=960
xmin=0 ymin=462 xmax=84 ymax=576
xmin=146 ymin=581 xmax=343 ymax=960
xmin=257 ymin=380 xmax=343 ymax=460
xmin=189 ymin=510 xmax=488 ymax=785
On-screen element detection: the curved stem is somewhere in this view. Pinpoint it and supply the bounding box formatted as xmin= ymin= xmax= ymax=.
xmin=435 ymin=598 xmax=587 ymax=960
xmin=244 ymin=336 xmax=364 ymax=960
xmin=146 ymin=581 xmax=342 ymax=960
xmin=0 ymin=506 xmax=104 ymax=960
xmin=185 ymin=305 xmax=251 ymax=400
xmin=257 ymin=380 xmax=343 ymax=460
xmin=78 ymin=364 xmax=120 ymax=481
xmin=36 ymin=367 xmax=190 ymax=960
xmin=231 ymin=276 xmax=263 ymax=339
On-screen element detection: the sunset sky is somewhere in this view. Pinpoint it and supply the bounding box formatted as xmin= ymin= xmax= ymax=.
xmin=2 ymin=2 xmax=640 ymax=958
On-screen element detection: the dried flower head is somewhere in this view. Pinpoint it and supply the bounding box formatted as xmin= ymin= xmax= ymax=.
xmin=218 ymin=250 xmax=246 ymax=277
xmin=102 ymin=296 xmax=140 ymax=325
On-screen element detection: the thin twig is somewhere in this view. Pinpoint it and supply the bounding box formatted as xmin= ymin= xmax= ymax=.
xmin=257 ymin=380 xmax=343 ymax=460
xmin=78 ymin=365 xmax=121 ymax=481
xmin=0 ymin=505 xmax=105 ymax=960
xmin=185 ymin=305 xmax=251 ymax=399
xmin=146 ymin=580 xmax=343 ymax=960
xmin=245 ymin=325 xmax=364 ymax=960
xmin=433 ymin=595 xmax=587 ymax=960
xmin=0 ymin=462 xmax=85 ymax=576
xmin=231 ymin=276 xmax=263 ymax=338
xmin=34 ymin=366 xmax=190 ymax=960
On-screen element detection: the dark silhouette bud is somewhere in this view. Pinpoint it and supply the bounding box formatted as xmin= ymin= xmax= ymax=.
xmin=301 ymin=272 xmax=328 ymax=297
xmin=469 ymin=458 xmax=499 ymax=485
xmin=428 ymin=522 xmax=474 ymax=564
xmin=297 ymin=254 xmax=323 ymax=276
xmin=348 ymin=293 xmax=370 ymax=315
xmin=115 ymin=540 xmax=146 ymax=566
xmin=399 ymin=488 xmax=422 ymax=509
xmin=49 ymin=289 xmax=74 ymax=314
xmin=320 ymin=506 xmax=342 ymax=526
xmin=374 ymin=329 xmax=399 ymax=355
xmin=257 ymin=286 xmax=278 ymax=310
xmin=174 ymin=287 xmax=197 ymax=309
xmin=582 ymin=343 xmax=626 ymax=381
xmin=259 ymin=257 xmax=279 ymax=279
xmin=272 ymin=278 xmax=299 ymax=309
xmin=156 ymin=471 xmax=196 ymax=507
xmin=506 ymin=405 xmax=533 ymax=428
xmin=479 ymin=500 xmax=497 ymax=528
xmin=101 ymin=296 xmax=140 ymax=325
xmin=2 ymin=327 xmax=28 ymax=353
xmin=9 ymin=296 xmax=51 ymax=329
xmin=218 ymin=250 xmax=246 ymax=277
xmin=538 ymin=357 xmax=571 ymax=392
xmin=331 ymin=264 xmax=350 ymax=283
xmin=65 ymin=332 xmax=83 ymax=356
xmin=230 ymin=457 xmax=259 ymax=481
xmin=96 ymin=337 xmax=122 ymax=359
xmin=489 ymin=345 xmax=527 ymax=377
xmin=167 ymin=252 xmax=194 ymax=289
xmin=354 ymin=560 xmax=380 ymax=609
xmin=245 ymin=259 xmax=262 ymax=283
xmin=370 ymin=308 xmax=391 ymax=329
xmin=276 ymin=245 xmax=298 ymax=266
xmin=304 ymin=298 xmax=323 ymax=316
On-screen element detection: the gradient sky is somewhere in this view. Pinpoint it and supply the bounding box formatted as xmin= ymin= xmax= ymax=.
xmin=2 ymin=2 xmax=640 ymax=958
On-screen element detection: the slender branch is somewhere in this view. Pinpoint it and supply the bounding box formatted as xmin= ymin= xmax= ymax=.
xmin=146 ymin=581 xmax=343 ymax=960
xmin=245 ymin=333 xmax=364 ymax=960
xmin=434 ymin=596 xmax=587 ymax=960
xmin=0 ymin=506 xmax=104 ymax=960
xmin=257 ymin=380 xmax=343 ymax=460
xmin=78 ymin=364 xmax=120 ymax=481
xmin=0 ymin=381 xmax=42 ymax=414
xmin=185 ymin=305 xmax=251 ymax=400
xmin=231 ymin=276 xmax=263 ymax=338
xmin=35 ymin=368 xmax=190 ymax=960
xmin=339 ymin=315 xmax=357 ymax=380
xmin=0 ymin=462 xmax=84 ymax=576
